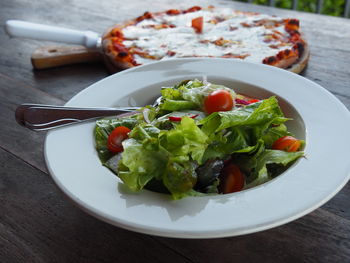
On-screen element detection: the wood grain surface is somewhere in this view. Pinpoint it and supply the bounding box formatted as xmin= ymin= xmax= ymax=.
xmin=1 ymin=0 xmax=350 ymax=262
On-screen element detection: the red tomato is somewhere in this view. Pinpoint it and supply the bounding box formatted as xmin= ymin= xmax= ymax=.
xmin=272 ymin=136 xmax=301 ymax=152
xmin=247 ymin=99 xmax=260 ymax=104
xmin=204 ymin=89 xmax=234 ymax=114
xmin=191 ymin=16 xmax=203 ymax=33
xmin=107 ymin=126 xmax=131 ymax=153
xmin=218 ymin=164 xmax=245 ymax=194
xmin=166 ymin=9 xmax=181 ymax=15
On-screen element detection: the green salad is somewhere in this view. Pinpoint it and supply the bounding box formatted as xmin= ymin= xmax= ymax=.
xmin=95 ymin=79 xmax=304 ymax=199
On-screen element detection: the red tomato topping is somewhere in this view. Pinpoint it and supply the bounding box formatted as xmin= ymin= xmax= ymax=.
xmin=107 ymin=126 xmax=131 ymax=153
xmin=112 ymin=42 xmax=128 ymax=53
xmin=290 ymin=33 xmax=302 ymax=43
xmin=185 ymin=6 xmax=202 ymax=13
xmin=111 ymin=28 xmax=124 ymax=39
xmin=204 ymin=89 xmax=234 ymax=114
xmin=191 ymin=16 xmax=203 ymax=33
xmin=272 ymin=136 xmax=301 ymax=152
xmin=284 ymin=18 xmax=300 ymax=32
xmin=218 ymin=164 xmax=245 ymax=194
xmin=166 ymin=9 xmax=181 ymax=15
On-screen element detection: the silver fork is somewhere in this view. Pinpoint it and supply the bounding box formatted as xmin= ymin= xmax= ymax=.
xmin=15 ymin=104 xmax=140 ymax=131
xmin=15 ymin=97 xmax=162 ymax=131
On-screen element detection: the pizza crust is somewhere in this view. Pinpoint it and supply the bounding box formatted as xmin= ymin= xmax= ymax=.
xmin=101 ymin=7 xmax=310 ymax=74
xmin=102 ymin=37 xmax=137 ymax=72
xmin=287 ymin=41 xmax=310 ymax=74
xmin=102 ymin=40 xmax=310 ymax=75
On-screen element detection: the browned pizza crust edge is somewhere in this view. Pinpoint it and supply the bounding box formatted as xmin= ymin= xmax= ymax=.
xmin=287 ymin=41 xmax=310 ymax=74
xmin=102 ymin=42 xmax=310 ymax=75
xmin=101 ymin=18 xmax=310 ymax=74
xmin=102 ymin=37 xmax=135 ymax=73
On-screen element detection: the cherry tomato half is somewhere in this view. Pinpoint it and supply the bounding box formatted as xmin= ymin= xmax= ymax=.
xmin=204 ymin=89 xmax=234 ymax=114
xmin=107 ymin=126 xmax=131 ymax=153
xmin=218 ymin=164 xmax=245 ymax=194
xmin=191 ymin=16 xmax=203 ymax=33
xmin=272 ymin=136 xmax=301 ymax=152
xmin=247 ymin=99 xmax=260 ymax=104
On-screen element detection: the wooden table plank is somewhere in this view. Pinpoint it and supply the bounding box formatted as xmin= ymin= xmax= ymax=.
xmin=322 ymin=184 xmax=350 ymax=220
xmin=1 ymin=145 xmax=349 ymax=263
xmin=155 ymin=209 xmax=350 ymax=263
xmin=0 ymin=74 xmax=63 ymax=172
xmin=0 ymin=148 xmax=192 ymax=263
xmin=0 ymin=32 xmax=108 ymax=101
xmin=303 ymin=49 xmax=350 ymax=108
xmin=1 ymin=0 xmax=350 ymax=105
xmin=1 ymin=0 xmax=350 ymax=262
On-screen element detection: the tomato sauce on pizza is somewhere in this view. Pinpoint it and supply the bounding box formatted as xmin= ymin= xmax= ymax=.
xmin=102 ymin=6 xmax=308 ymax=73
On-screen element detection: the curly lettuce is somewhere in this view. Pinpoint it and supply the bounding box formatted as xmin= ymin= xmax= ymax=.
xmin=95 ymin=80 xmax=304 ymax=200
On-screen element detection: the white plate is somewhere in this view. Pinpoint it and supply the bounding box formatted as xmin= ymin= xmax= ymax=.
xmin=45 ymin=58 xmax=350 ymax=238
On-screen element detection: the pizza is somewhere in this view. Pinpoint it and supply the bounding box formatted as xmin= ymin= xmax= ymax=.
xmin=102 ymin=5 xmax=309 ymax=73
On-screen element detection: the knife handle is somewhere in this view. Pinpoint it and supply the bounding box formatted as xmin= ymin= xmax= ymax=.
xmin=5 ymin=20 xmax=101 ymax=48
xmin=31 ymin=46 xmax=102 ymax=69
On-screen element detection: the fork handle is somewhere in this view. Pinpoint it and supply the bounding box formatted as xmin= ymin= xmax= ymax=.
xmin=15 ymin=104 xmax=139 ymax=131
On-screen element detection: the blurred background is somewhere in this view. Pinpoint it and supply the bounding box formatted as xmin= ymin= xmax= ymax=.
xmin=237 ymin=0 xmax=349 ymax=17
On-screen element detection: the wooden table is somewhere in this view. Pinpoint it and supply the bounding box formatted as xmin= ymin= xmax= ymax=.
xmin=1 ymin=0 xmax=350 ymax=262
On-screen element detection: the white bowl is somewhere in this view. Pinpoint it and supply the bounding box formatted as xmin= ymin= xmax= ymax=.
xmin=45 ymin=58 xmax=350 ymax=238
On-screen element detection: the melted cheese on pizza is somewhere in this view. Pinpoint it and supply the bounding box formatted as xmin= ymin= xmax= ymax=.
xmin=120 ymin=8 xmax=295 ymax=65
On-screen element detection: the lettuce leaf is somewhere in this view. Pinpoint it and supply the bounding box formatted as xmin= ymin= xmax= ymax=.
xmin=117 ymin=138 xmax=167 ymax=191
xmin=261 ymin=123 xmax=291 ymax=148
xmin=160 ymin=79 xmax=235 ymax=112
xmin=95 ymin=81 xmax=305 ymax=200
xmin=181 ymin=83 xmax=236 ymax=109
xmin=110 ymin=117 xmax=209 ymax=198
xmin=200 ymin=97 xmax=285 ymax=134
xmin=200 ymin=97 xmax=290 ymax=163
xmin=160 ymin=99 xmax=198 ymax=111
xmin=161 ymin=79 xmax=204 ymax=101
xmin=233 ymin=143 xmax=304 ymax=188
xmin=160 ymin=79 xmax=203 ymax=111
xmin=163 ymin=161 xmax=197 ymax=200
xmin=94 ymin=116 xmax=138 ymax=164
xmin=159 ymin=116 xmax=208 ymax=164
